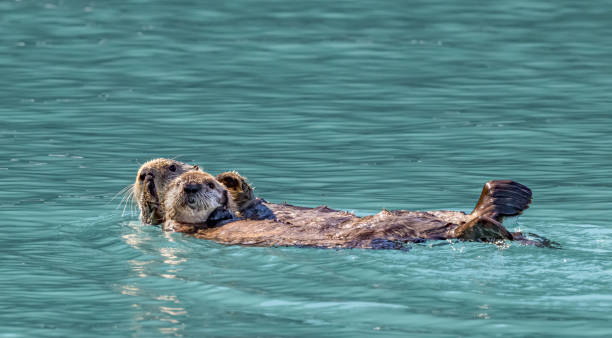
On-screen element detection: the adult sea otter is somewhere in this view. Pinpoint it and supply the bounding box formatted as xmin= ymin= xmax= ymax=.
xmin=129 ymin=160 xmax=538 ymax=249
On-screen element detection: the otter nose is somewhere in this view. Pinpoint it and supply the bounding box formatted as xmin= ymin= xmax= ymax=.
xmin=139 ymin=171 xmax=154 ymax=181
xmin=184 ymin=183 xmax=201 ymax=194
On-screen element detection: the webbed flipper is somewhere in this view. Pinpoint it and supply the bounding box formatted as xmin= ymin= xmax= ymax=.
xmin=454 ymin=180 xmax=532 ymax=241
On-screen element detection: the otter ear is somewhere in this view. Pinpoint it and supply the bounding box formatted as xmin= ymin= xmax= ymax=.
xmin=193 ymin=165 xmax=199 ymax=170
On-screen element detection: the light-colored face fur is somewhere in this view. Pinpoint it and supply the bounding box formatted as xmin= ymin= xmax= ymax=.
xmin=133 ymin=158 xmax=199 ymax=224
xmin=164 ymin=171 xmax=234 ymax=225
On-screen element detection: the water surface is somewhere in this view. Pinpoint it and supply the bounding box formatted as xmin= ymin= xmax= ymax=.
xmin=1 ymin=1 xmax=611 ymax=336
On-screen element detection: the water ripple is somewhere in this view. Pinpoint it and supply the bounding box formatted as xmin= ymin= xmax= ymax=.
xmin=2 ymin=0 xmax=612 ymax=336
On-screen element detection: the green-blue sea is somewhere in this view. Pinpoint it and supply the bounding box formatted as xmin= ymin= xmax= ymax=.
xmin=2 ymin=1 xmax=611 ymax=337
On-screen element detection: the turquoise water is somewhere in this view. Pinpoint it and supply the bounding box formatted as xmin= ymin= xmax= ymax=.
xmin=2 ymin=0 xmax=612 ymax=336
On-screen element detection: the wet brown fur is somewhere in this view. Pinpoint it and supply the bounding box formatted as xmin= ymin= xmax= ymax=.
xmin=163 ymin=171 xmax=237 ymax=232
xmin=216 ymin=171 xmax=256 ymax=214
xmin=164 ymin=171 xmax=534 ymax=249
xmin=133 ymin=158 xmax=199 ymax=224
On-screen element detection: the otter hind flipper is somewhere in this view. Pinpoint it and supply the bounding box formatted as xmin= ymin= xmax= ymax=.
xmin=455 ymin=180 xmax=532 ymax=241
xmin=471 ymin=180 xmax=532 ymax=220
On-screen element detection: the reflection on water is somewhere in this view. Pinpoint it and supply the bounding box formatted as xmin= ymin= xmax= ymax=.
xmin=2 ymin=0 xmax=612 ymax=336
xmin=120 ymin=285 xmax=140 ymax=297
xmin=128 ymin=260 xmax=150 ymax=278
xmin=121 ymin=232 xmax=190 ymax=336
xmin=159 ymin=247 xmax=187 ymax=266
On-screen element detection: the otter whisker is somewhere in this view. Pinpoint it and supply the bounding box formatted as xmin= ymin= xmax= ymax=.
xmin=112 ymin=184 xmax=134 ymax=202
xmin=115 ymin=186 xmax=133 ymax=208
xmin=122 ymin=191 xmax=132 ymax=217
xmin=124 ymin=194 xmax=131 ymax=217
xmin=201 ymin=200 xmax=209 ymax=210
xmin=117 ymin=183 xmax=132 ymax=195
xmin=131 ymin=193 xmax=138 ymax=216
xmin=119 ymin=186 xmax=136 ymax=217
xmin=117 ymin=194 xmax=129 ymax=215
xmin=199 ymin=191 xmax=218 ymax=210
xmin=118 ymin=186 xmax=134 ymax=214
xmin=127 ymin=190 xmax=137 ymax=217
xmin=198 ymin=191 xmax=209 ymax=207
xmin=118 ymin=188 xmax=133 ymax=207
xmin=108 ymin=184 xmax=134 ymax=215
xmin=121 ymin=199 xmax=128 ymax=217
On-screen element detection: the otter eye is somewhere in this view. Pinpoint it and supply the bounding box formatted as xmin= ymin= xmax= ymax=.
xmin=139 ymin=173 xmax=146 ymax=181
xmin=168 ymin=164 xmax=177 ymax=172
xmin=207 ymin=182 xmax=215 ymax=189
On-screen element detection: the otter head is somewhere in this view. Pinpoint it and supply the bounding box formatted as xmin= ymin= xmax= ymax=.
xmin=134 ymin=158 xmax=199 ymax=224
xmin=164 ymin=171 xmax=236 ymax=227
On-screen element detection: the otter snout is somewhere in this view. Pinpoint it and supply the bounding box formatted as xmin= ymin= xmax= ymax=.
xmin=138 ymin=170 xmax=157 ymax=196
xmin=184 ymin=183 xmax=202 ymax=207
xmin=184 ymin=183 xmax=202 ymax=194
xmin=139 ymin=170 xmax=153 ymax=180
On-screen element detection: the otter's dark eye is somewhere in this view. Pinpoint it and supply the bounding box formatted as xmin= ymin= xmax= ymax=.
xmin=207 ymin=182 xmax=215 ymax=189
xmin=168 ymin=164 xmax=177 ymax=172
xmin=139 ymin=173 xmax=146 ymax=181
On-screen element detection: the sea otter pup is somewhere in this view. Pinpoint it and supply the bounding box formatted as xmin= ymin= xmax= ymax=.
xmin=163 ymin=171 xmax=237 ymax=232
xmin=160 ymin=171 xmax=535 ymax=249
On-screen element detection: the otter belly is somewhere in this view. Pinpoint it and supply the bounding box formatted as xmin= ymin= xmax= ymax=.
xmin=192 ymin=202 xmax=471 ymax=249
xmin=163 ymin=179 xmax=538 ymax=249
